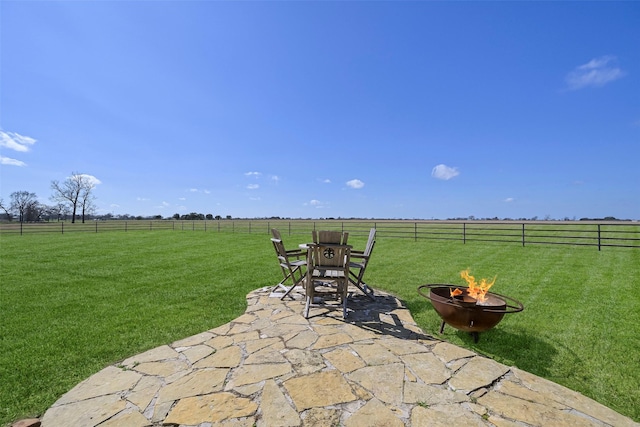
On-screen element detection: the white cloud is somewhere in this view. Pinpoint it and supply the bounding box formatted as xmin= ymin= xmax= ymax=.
xmin=322 ymin=179 xmax=331 ymax=184
xmin=0 ymin=155 xmax=26 ymax=167
xmin=77 ymin=174 xmax=101 ymax=186
xmin=271 ymin=175 xmax=280 ymax=183
xmin=431 ymin=164 xmax=459 ymax=180
xmin=187 ymin=188 xmax=211 ymax=194
xmin=137 ymin=197 xmax=150 ymax=201
xmin=307 ymin=199 xmax=327 ymax=208
xmin=565 ymin=56 xmax=625 ymax=90
xmin=245 ymin=171 xmax=261 ymax=177
xmin=247 ymin=184 xmax=259 ymax=190
xmin=346 ymin=179 xmax=364 ymax=189
xmin=0 ymin=131 xmax=36 ymax=152
xmin=504 ymin=197 xmax=515 ymax=203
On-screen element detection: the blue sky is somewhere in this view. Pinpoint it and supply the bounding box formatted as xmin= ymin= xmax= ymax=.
xmin=1 ymin=1 xmax=638 ymax=220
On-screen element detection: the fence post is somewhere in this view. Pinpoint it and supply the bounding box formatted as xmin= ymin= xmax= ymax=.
xmin=61 ymin=222 xmax=64 ymax=234
xmin=249 ymin=221 xmax=252 ymax=234
xmin=414 ymin=222 xmax=418 ymax=242
xmin=96 ymin=221 xmax=98 ymax=233
xmin=522 ymin=223 xmax=525 ymax=247
xmin=598 ymin=224 xmax=601 ymax=251
xmin=463 ymin=223 xmax=466 ymax=244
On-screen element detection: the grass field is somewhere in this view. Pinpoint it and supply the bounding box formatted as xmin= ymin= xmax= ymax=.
xmin=1 ymin=230 xmax=638 ymax=425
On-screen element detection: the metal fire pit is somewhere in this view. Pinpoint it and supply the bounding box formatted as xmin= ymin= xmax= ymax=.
xmin=418 ymin=284 xmax=524 ymax=342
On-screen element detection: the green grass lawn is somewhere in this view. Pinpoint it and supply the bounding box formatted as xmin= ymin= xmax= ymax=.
xmin=1 ymin=231 xmax=638 ymax=425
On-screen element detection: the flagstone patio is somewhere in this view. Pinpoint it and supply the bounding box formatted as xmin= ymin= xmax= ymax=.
xmin=35 ymin=287 xmax=638 ymax=427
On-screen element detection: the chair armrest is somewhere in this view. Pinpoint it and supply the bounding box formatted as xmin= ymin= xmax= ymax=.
xmin=350 ymin=251 xmax=369 ymax=260
xmin=286 ymin=249 xmax=306 ymax=259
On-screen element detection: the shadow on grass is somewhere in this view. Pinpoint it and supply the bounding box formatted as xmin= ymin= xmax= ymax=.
xmin=456 ymin=327 xmax=563 ymax=378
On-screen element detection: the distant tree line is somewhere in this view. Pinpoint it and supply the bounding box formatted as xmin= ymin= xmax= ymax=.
xmin=0 ymin=172 xmax=97 ymax=224
xmin=1 ymin=175 xmax=631 ymax=223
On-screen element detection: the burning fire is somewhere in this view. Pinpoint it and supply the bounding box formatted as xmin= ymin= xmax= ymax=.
xmin=449 ymin=288 xmax=463 ymax=297
xmin=456 ymin=268 xmax=497 ymax=303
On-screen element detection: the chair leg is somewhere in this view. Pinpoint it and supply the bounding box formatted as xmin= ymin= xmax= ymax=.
xmin=362 ymin=283 xmax=375 ymax=298
xmin=304 ymin=296 xmax=311 ymax=318
xmin=303 ymin=276 xmax=312 ymax=318
xmin=342 ymin=279 xmax=348 ymax=319
xmin=280 ymin=273 xmax=302 ymax=301
xmin=349 ymin=276 xmax=375 ymax=301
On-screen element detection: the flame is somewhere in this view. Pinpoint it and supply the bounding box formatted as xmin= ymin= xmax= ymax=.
xmin=460 ymin=268 xmax=496 ymax=303
xmin=450 ymin=288 xmax=463 ymax=297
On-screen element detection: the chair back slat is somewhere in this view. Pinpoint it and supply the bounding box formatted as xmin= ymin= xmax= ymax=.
xmin=364 ymin=228 xmax=376 ymax=256
xmin=313 ymin=230 xmax=348 ymax=245
xmin=271 ymin=228 xmax=282 ymax=240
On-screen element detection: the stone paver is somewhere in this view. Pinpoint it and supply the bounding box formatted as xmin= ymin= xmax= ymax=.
xmin=36 ymin=286 xmax=639 ymax=427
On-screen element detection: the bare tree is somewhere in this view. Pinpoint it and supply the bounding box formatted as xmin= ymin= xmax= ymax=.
xmin=51 ymin=173 xmax=97 ymax=223
xmin=0 ymin=198 xmax=12 ymax=221
xmin=39 ymin=203 xmax=65 ymax=221
xmin=79 ymin=189 xmax=96 ymax=223
xmin=49 ymin=202 xmax=69 ymax=221
xmin=9 ymin=191 xmax=39 ymax=222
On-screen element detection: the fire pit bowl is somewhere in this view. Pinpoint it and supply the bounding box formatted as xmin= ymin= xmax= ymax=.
xmin=418 ymin=284 xmax=524 ymax=342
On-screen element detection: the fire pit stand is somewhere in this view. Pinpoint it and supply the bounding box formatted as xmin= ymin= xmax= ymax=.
xmin=418 ymin=284 xmax=524 ymax=343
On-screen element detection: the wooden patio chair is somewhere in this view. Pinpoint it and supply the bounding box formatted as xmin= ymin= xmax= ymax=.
xmin=348 ymin=228 xmax=376 ymax=300
xmin=304 ymin=242 xmax=351 ymax=319
xmin=271 ymin=237 xmax=306 ymax=300
xmin=271 ymin=228 xmax=306 ymax=259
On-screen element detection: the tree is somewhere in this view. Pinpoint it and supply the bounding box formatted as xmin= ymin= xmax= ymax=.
xmin=51 ymin=173 xmax=97 ymax=223
xmin=79 ymin=188 xmax=96 ymax=223
xmin=0 ymin=198 xmax=12 ymax=221
xmin=10 ymin=191 xmax=39 ymax=222
xmin=49 ymin=203 xmax=69 ymax=221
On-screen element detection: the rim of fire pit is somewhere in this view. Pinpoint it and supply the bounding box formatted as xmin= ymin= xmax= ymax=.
xmin=417 ymin=284 xmax=524 ymax=314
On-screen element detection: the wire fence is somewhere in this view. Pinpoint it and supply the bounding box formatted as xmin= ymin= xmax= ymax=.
xmin=1 ymin=219 xmax=638 ymax=250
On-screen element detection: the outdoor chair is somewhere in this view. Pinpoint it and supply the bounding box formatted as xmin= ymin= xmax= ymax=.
xmin=271 ymin=228 xmax=306 ymax=259
xmin=348 ymin=228 xmax=376 ymax=300
xmin=312 ymin=230 xmax=349 ymax=245
xmin=271 ymin=237 xmax=306 ymax=300
xmin=304 ymin=242 xmax=351 ymax=319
